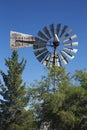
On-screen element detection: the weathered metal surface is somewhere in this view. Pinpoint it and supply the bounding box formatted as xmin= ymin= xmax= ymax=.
xmin=10 ymin=31 xmax=35 ymax=49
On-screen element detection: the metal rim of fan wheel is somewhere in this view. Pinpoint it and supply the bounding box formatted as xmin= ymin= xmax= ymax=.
xmin=33 ymin=23 xmax=78 ymax=67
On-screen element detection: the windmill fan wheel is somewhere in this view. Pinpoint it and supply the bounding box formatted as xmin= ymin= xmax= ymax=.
xmin=33 ymin=23 xmax=78 ymax=67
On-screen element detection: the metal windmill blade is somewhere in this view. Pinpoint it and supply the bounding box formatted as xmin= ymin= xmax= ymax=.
xmin=37 ymin=51 xmax=49 ymax=62
xmin=59 ymin=25 xmax=68 ymax=37
xmin=61 ymin=50 xmax=74 ymax=60
xmin=59 ymin=53 xmax=68 ymax=65
xmin=62 ymin=29 xmax=73 ymax=40
xmin=56 ymin=23 xmax=61 ymax=36
xmin=38 ymin=31 xmax=49 ymax=41
xmin=42 ymin=53 xmax=51 ymax=66
xmin=63 ymin=47 xmax=78 ymax=53
xmin=50 ymin=24 xmax=55 ymax=37
xmin=34 ymin=47 xmax=47 ymax=56
xmin=64 ymin=42 xmax=78 ymax=46
xmin=48 ymin=53 xmax=61 ymax=67
xmin=43 ymin=26 xmax=51 ymax=39
xmin=63 ymin=35 xmax=77 ymax=43
xmin=54 ymin=54 xmax=61 ymax=67
xmin=33 ymin=37 xmax=46 ymax=49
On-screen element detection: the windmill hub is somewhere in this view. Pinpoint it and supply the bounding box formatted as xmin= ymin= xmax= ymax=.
xmin=53 ymin=34 xmax=60 ymax=49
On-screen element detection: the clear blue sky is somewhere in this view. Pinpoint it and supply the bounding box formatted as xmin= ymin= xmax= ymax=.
xmin=0 ymin=0 xmax=87 ymax=84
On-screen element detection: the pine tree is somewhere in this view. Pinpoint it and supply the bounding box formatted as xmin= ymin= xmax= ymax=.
xmin=0 ymin=50 xmax=35 ymax=130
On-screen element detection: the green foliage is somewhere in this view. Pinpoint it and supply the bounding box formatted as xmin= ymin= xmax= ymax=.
xmin=7 ymin=109 xmax=38 ymax=130
xmin=0 ymin=50 xmax=36 ymax=130
xmin=75 ymin=69 xmax=87 ymax=88
xmin=47 ymin=66 xmax=70 ymax=93
xmin=29 ymin=67 xmax=87 ymax=130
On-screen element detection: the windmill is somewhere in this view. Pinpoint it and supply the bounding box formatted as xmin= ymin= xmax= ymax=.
xmin=10 ymin=23 xmax=79 ymax=94
xmin=10 ymin=23 xmax=78 ymax=67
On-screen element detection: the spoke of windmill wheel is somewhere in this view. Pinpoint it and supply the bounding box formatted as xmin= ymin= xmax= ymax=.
xmin=56 ymin=24 xmax=61 ymax=36
xmin=60 ymin=53 xmax=68 ymax=64
xmin=63 ymin=47 xmax=78 ymax=53
xmin=37 ymin=51 xmax=49 ymax=62
xmin=61 ymin=50 xmax=74 ymax=60
xmin=62 ymin=29 xmax=73 ymax=40
xmin=43 ymin=26 xmax=51 ymax=39
xmin=50 ymin=24 xmax=55 ymax=37
xmin=34 ymin=47 xmax=47 ymax=56
xmin=64 ymin=42 xmax=78 ymax=46
xmin=63 ymin=35 xmax=77 ymax=43
xmin=38 ymin=31 xmax=49 ymax=41
xmin=60 ymin=25 xmax=68 ymax=37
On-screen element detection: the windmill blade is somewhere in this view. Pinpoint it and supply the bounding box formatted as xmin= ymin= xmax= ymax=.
xmin=63 ymin=47 xmax=78 ymax=53
xmin=33 ymin=43 xmax=46 ymax=49
xmin=56 ymin=58 xmax=61 ymax=67
xmin=38 ymin=31 xmax=49 ymax=41
xmin=63 ymin=35 xmax=77 ymax=43
xmin=56 ymin=24 xmax=61 ymax=36
xmin=33 ymin=38 xmax=46 ymax=49
xmin=49 ymin=54 xmax=54 ymax=67
xmin=60 ymin=25 xmax=68 ymax=37
xmin=50 ymin=24 xmax=55 ymax=37
xmin=49 ymin=53 xmax=61 ymax=67
xmin=62 ymin=29 xmax=73 ymax=40
xmin=10 ymin=31 xmax=35 ymax=49
xmin=60 ymin=53 xmax=68 ymax=64
xmin=37 ymin=51 xmax=49 ymax=62
xmin=61 ymin=50 xmax=74 ymax=60
xmin=64 ymin=42 xmax=78 ymax=46
xmin=35 ymin=37 xmax=47 ymax=44
xmin=55 ymin=55 xmax=61 ymax=67
xmin=42 ymin=53 xmax=51 ymax=66
xmin=34 ymin=47 xmax=47 ymax=56
xmin=43 ymin=26 xmax=51 ymax=39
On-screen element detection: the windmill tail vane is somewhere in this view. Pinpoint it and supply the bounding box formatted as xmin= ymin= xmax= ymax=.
xmin=10 ymin=31 xmax=35 ymax=49
xmin=10 ymin=23 xmax=78 ymax=67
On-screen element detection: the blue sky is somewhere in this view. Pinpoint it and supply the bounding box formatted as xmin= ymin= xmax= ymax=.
xmin=0 ymin=0 xmax=87 ymax=84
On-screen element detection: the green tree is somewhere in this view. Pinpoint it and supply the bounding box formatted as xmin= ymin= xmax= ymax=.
xmin=0 ymin=50 xmax=36 ymax=130
xmin=75 ymin=69 xmax=87 ymax=89
xmin=29 ymin=67 xmax=87 ymax=130
xmin=29 ymin=67 xmax=70 ymax=129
